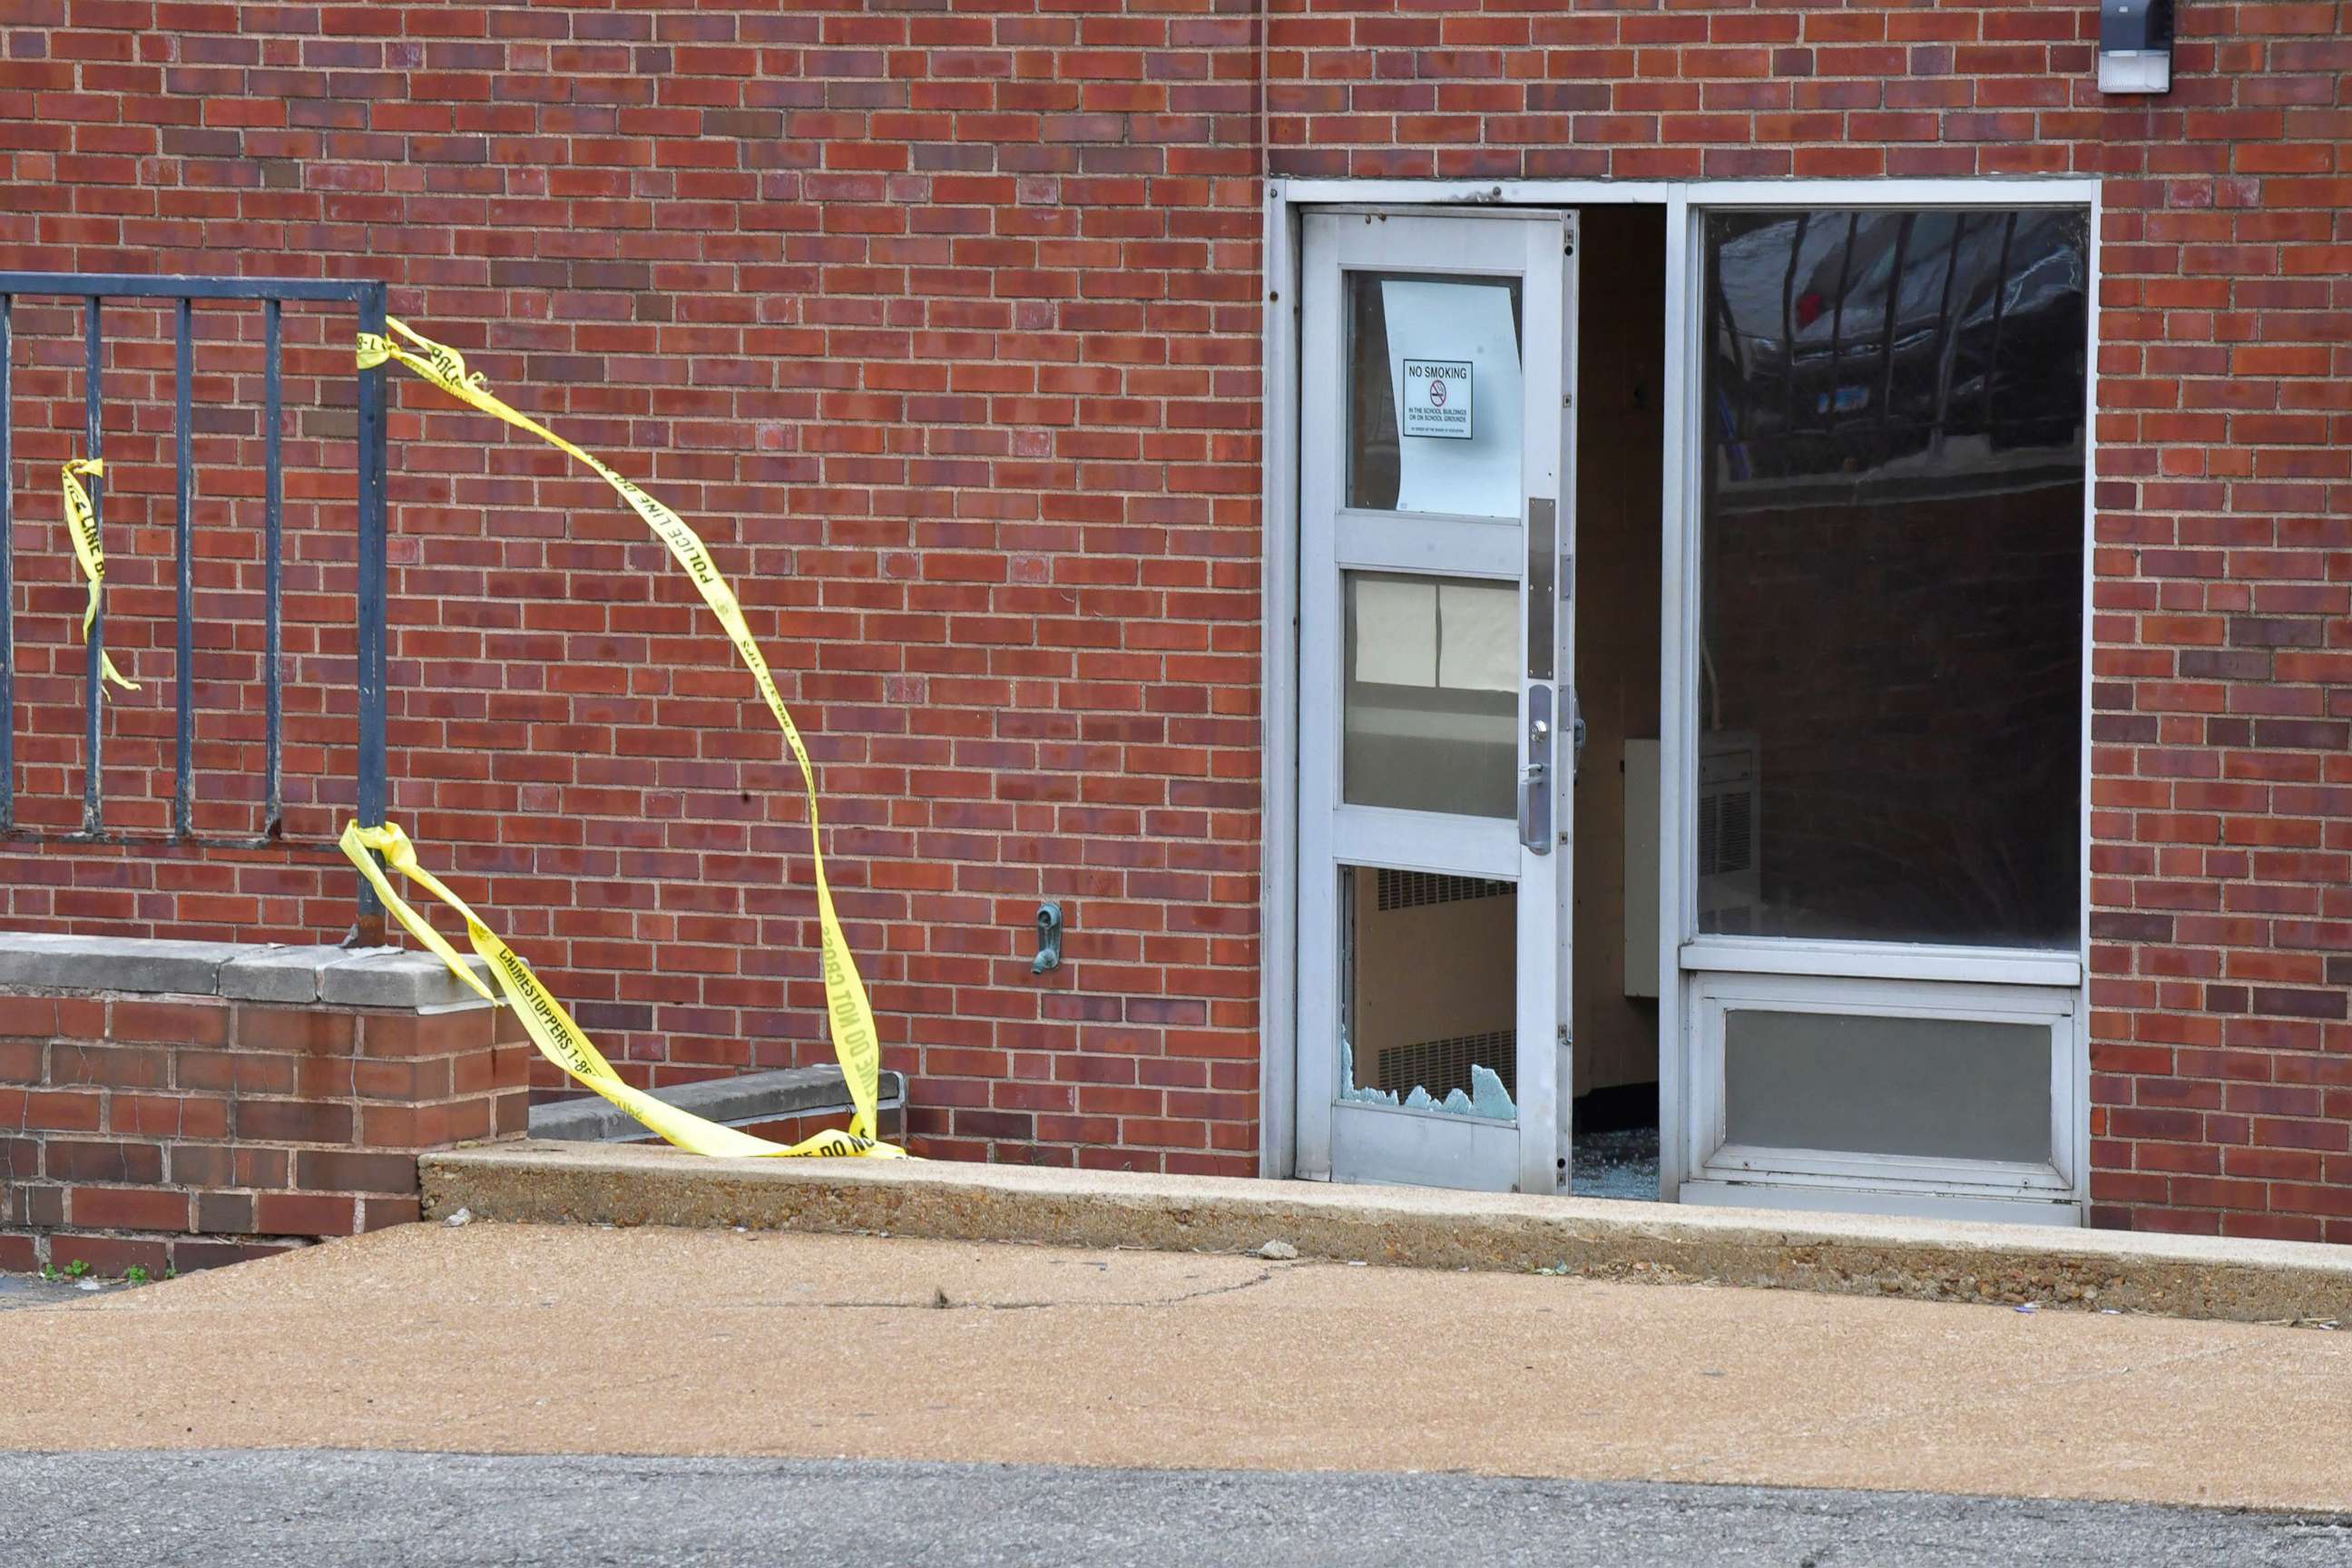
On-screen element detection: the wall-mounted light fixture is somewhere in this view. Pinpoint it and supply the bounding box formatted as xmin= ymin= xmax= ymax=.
xmin=2099 ymin=0 xmax=2175 ymax=94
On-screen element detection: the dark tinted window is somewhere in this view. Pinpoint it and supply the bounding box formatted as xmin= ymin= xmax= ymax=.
xmin=1699 ymin=210 xmax=2087 ymax=949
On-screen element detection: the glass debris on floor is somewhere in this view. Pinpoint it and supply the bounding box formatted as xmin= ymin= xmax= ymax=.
xmin=1572 ymin=1124 xmax=1661 ymax=1201
xmin=1338 ymin=1032 xmax=1516 ymax=1122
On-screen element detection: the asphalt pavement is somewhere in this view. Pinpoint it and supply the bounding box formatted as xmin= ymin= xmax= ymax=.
xmin=2 ymin=1451 xmax=2347 ymax=1568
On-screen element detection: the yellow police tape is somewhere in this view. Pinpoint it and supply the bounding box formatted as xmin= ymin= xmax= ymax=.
xmin=347 ymin=317 xmax=903 ymax=1160
xmin=61 ymin=457 xmax=140 ymax=695
xmin=340 ymin=820 xmax=895 ymax=1158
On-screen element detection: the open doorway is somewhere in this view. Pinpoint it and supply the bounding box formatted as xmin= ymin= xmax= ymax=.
xmin=1569 ymin=205 xmax=1667 ymax=1200
xmin=1270 ymin=181 xmax=2092 ymax=1219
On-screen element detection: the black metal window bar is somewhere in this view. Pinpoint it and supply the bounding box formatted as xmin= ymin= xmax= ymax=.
xmin=0 ymin=273 xmax=388 ymax=935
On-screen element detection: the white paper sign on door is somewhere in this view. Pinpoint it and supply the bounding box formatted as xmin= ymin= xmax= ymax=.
xmin=1380 ymin=278 xmax=1522 ymax=518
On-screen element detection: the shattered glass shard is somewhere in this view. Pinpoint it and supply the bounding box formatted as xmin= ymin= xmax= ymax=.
xmin=1468 ymin=1063 xmax=1514 ymax=1120
xmin=1338 ymin=1030 xmax=1516 ymax=1123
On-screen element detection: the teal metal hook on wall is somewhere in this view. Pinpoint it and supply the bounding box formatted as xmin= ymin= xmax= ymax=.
xmin=1032 ymin=902 xmax=1063 ymax=975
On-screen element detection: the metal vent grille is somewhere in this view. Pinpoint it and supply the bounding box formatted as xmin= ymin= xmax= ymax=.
xmin=1698 ymin=790 xmax=1754 ymax=877
xmin=1717 ymin=789 xmax=1753 ymax=874
xmin=1376 ymin=868 xmax=1513 ymax=912
xmin=1376 ymin=1031 xmax=1517 ymax=1100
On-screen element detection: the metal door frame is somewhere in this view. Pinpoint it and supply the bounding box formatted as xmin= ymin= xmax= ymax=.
xmin=1289 ymin=206 xmax=1573 ymax=1194
xmin=1261 ymin=178 xmax=2098 ymax=1220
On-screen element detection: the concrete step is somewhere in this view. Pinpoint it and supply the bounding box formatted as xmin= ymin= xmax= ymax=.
xmin=421 ymin=1141 xmax=2352 ymax=1328
xmin=527 ymin=1066 xmax=906 ymax=1145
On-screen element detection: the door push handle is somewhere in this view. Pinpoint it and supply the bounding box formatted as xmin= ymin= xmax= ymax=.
xmin=1519 ymin=684 xmax=1554 ymax=855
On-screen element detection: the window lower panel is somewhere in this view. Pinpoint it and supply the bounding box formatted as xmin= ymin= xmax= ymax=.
xmin=1690 ymin=974 xmax=2077 ymax=1198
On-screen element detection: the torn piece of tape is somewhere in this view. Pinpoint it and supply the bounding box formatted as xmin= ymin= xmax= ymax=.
xmin=61 ymin=457 xmax=140 ymax=694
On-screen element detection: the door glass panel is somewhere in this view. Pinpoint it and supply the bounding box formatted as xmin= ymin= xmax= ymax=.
xmin=1722 ymin=1008 xmax=2051 ymax=1164
xmin=1338 ymin=866 xmax=1518 ymax=1121
xmin=1699 ymin=209 xmax=2087 ymax=948
xmin=1347 ymin=270 xmax=1524 ymax=517
xmin=1344 ymin=572 xmax=1516 ymax=817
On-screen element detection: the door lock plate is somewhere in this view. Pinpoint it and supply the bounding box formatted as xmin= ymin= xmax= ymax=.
xmin=1526 ymin=497 xmax=1555 ymax=681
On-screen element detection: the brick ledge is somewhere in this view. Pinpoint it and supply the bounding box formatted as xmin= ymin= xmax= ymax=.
xmin=0 ymin=932 xmax=492 ymax=1011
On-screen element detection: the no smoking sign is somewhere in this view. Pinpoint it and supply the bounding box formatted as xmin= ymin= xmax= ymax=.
xmin=1400 ymin=358 xmax=1473 ymax=439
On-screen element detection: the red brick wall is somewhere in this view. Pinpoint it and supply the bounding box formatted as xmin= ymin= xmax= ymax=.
xmin=1 ymin=3 xmax=2347 ymax=1230
xmin=0 ymin=0 xmax=1268 ymax=1177
xmin=0 ymin=988 xmax=529 ymax=1274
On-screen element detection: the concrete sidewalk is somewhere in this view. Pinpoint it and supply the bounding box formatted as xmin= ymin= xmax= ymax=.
xmin=3 ymin=1223 xmax=2347 ymax=1513
xmin=425 ymin=1140 xmax=2352 ymax=1326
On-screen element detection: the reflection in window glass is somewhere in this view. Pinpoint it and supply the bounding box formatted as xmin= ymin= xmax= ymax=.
xmin=1347 ymin=270 xmax=1524 ymax=517
xmin=1700 ymin=210 xmax=2087 ymax=949
xmin=1344 ymin=573 xmax=1517 ymax=818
